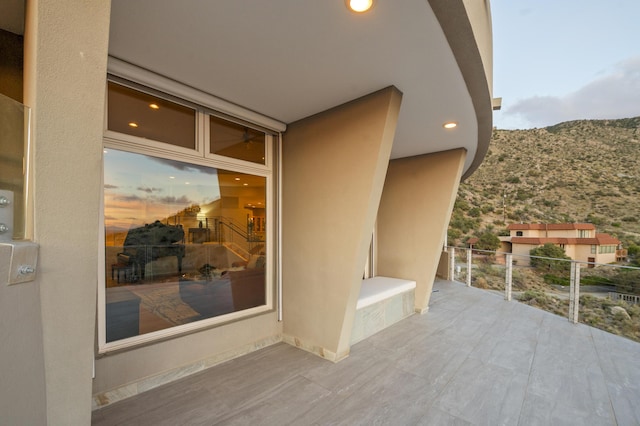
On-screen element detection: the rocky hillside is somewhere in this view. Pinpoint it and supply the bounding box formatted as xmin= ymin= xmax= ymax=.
xmin=449 ymin=117 xmax=640 ymax=247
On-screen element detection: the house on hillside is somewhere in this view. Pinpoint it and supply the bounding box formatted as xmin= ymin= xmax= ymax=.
xmin=499 ymin=223 xmax=626 ymax=266
xmin=1 ymin=1 xmax=496 ymax=424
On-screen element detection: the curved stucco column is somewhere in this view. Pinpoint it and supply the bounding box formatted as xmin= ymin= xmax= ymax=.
xmin=282 ymin=87 xmax=402 ymax=361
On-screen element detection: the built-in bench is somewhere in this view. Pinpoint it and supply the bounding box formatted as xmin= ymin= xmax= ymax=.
xmin=351 ymin=276 xmax=416 ymax=344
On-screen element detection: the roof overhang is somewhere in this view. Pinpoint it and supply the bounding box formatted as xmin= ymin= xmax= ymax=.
xmin=108 ymin=0 xmax=493 ymax=178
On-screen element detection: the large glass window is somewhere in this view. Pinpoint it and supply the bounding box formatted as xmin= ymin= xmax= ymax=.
xmin=102 ymin=81 xmax=273 ymax=347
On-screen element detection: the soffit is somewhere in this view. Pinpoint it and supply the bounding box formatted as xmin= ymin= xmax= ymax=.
xmin=108 ymin=0 xmax=482 ymax=173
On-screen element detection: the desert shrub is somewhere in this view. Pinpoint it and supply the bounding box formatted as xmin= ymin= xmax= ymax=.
xmin=543 ymin=274 xmax=569 ymax=286
xmin=581 ymin=276 xmax=614 ymax=286
xmin=468 ymin=207 xmax=481 ymax=217
xmin=612 ymin=269 xmax=640 ymax=295
xmin=530 ymin=243 xmax=571 ymax=273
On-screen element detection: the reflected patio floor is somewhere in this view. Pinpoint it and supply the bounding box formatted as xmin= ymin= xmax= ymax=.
xmin=92 ymin=279 xmax=640 ymax=425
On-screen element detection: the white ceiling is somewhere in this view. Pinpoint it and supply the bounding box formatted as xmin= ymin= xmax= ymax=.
xmin=108 ymin=0 xmax=479 ymax=173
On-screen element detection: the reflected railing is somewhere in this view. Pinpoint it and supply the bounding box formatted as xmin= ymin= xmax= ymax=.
xmin=445 ymin=246 xmax=640 ymax=343
xmin=0 ymin=93 xmax=30 ymax=241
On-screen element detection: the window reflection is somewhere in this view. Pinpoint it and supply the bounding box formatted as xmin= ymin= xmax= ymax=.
xmin=210 ymin=116 xmax=266 ymax=164
xmin=104 ymin=149 xmax=266 ymax=342
xmin=107 ymin=82 xmax=196 ymax=149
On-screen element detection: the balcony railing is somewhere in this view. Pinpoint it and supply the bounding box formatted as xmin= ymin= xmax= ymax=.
xmin=445 ymin=246 xmax=640 ymax=342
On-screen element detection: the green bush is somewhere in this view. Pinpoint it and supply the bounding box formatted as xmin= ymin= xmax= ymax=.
xmin=530 ymin=243 xmax=571 ymax=273
xmin=543 ymin=274 xmax=569 ymax=286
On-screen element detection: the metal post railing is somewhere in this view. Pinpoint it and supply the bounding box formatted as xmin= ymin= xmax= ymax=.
xmin=505 ymin=253 xmax=513 ymax=301
xmin=466 ymin=248 xmax=472 ymax=287
xmin=449 ymin=247 xmax=455 ymax=281
xmin=568 ymin=261 xmax=581 ymax=324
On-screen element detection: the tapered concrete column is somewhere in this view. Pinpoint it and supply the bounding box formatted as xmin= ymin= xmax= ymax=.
xmin=282 ymin=87 xmax=402 ymax=361
xmin=377 ymin=149 xmax=466 ymax=313
xmin=23 ymin=0 xmax=111 ymax=424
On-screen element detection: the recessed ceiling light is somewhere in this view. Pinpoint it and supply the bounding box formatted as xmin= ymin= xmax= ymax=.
xmin=347 ymin=0 xmax=374 ymax=13
xmin=169 ymin=176 xmax=175 ymax=179
xmin=443 ymin=122 xmax=458 ymax=129
xmin=243 ymin=183 xmax=249 ymax=186
xmin=128 ymin=122 xmax=138 ymax=128
xmin=234 ymin=177 xmax=241 ymax=181
xmin=149 ymin=103 xmax=160 ymax=110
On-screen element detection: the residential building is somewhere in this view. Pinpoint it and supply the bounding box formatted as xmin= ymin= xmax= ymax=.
xmin=0 ymin=1 xmax=495 ymax=424
xmin=501 ymin=223 xmax=623 ymax=266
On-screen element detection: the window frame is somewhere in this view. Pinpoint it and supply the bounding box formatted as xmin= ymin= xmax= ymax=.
xmin=98 ymin=64 xmax=284 ymax=354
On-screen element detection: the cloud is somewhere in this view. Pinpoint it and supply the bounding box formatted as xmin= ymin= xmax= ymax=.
xmin=158 ymin=195 xmax=194 ymax=205
xmin=104 ymin=184 xmax=118 ymax=189
xmin=505 ymin=56 xmax=640 ymax=128
xmin=114 ymin=194 xmax=144 ymax=202
xmin=150 ymin=157 xmax=217 ymax=175
xmin=137 ymin=186 xmax=162 ymax=194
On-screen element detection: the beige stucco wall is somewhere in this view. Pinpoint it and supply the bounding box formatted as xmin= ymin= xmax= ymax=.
xmin=20 ymin=0 xmax=111 ymax=424
xmin=377 ymin=149 xmax=466 ymax=312
xmin=461 ymin=0 xmax=493 ymax=96
xmin=511 ymin=244 xmax=533 ymax=266
xmin=0 ymin=245 xmax=47 ymax=425
xmin=282 ymin=87 xmax=402 ymax=361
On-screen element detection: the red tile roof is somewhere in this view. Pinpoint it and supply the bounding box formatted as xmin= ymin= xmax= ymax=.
xmin=507 ymin=223 xmax=596 ymax=231
xmin=510 ymin=233 xmax=620 ymax=246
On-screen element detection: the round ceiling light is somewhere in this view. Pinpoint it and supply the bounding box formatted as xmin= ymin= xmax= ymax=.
xmin=443 ymin=122 xmax=458 ymax=129
xmin=347 ymin=0 xmax=374 ymax=13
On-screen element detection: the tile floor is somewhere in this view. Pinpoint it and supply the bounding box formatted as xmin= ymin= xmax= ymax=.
xmin=92 ymin=280 xmax=640 ymax=425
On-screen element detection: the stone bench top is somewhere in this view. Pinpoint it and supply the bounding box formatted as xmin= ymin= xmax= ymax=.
xmin=357 ymin=276 xmax=416 ymax=309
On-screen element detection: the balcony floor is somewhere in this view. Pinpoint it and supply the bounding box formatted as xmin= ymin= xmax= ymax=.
xmin=92 ymin=280 xmax=640 ymax=425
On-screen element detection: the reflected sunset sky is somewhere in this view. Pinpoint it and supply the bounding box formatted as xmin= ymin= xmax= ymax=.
xmin=104 ymin=149 xmax=221 ymax=231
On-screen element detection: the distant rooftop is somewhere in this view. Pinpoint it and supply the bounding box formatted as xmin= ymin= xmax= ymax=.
xmin=507 ymin=223 xmax=596 ymax=231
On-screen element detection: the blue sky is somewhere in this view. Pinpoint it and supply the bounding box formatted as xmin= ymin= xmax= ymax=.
xmin=492 ymin=0 xmax=640 ymax=129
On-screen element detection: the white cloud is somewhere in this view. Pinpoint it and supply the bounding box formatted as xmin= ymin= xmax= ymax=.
xmin=504 ymin=56 xmax=640 ymax=128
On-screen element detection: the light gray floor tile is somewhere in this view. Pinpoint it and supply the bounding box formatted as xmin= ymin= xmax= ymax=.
xmin=92 ymin=280 xmax=640 ymax=426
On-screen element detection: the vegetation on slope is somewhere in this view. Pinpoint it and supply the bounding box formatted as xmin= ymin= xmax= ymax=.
xmin=449 ymin=116 xmax=640 ymax=250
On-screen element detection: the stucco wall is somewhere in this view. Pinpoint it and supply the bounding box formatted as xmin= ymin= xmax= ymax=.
xmin=0 ymin=245 xmax=47 ymax=425
xmin=22 ymin=0 xmax=112 ymax=423
xmin=282 ymin=87 xmax=402 ymax=361
xmin=377 ymin=149 xmax=466 ymax=312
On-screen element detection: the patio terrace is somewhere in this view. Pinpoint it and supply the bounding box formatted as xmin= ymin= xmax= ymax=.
xmin=92 ymin=279 xmax=640 ymax=425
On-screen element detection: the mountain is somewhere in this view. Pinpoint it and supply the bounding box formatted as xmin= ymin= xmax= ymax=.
xmin=449 ymin=117 xmax=640 ymax=247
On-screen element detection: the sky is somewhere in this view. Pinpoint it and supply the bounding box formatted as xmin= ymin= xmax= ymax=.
xmin=103 ymin=149 xmax=221 ymax=230
xmin=491 ymin=0 xmax=640 ymax=130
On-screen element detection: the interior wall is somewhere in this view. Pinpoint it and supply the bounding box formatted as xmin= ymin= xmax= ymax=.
xmin=377 ymin=149 xmax=466 ymax=312
xmin=282 ymin=87 xmax=402 ymax=361
xmin=0 ymin=28 xmax=23 ymax=102
xmin=22 ymin=0 xmax=112 ymax=424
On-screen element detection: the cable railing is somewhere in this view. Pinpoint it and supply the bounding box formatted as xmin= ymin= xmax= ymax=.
xmin=444 ymin=246 xmax=640 ymax=342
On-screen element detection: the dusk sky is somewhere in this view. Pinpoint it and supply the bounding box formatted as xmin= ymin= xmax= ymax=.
xmin=492 ymin=0 xmax=640 ymax=129
xmin=103 ymin=149 xmax=220 ymax=230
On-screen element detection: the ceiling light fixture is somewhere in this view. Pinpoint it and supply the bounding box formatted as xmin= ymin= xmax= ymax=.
xmin=149 ymin=103 xmax=160 ymax=110
xmin=443 ymin=121 xmax=457 ymax=129
xmin=346 ymin=0 xmax=374 ymax=13
xmin=128 ymin=122 xmax=138 ymax=128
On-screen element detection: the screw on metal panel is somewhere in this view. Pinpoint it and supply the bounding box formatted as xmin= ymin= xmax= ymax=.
xmin=0 ymin=223 xmax=9 ymax=233
xmin=19 ymin=265 xmax=35 ymax=275
xmin=0 ymin=196 xmax=9 ymax=207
